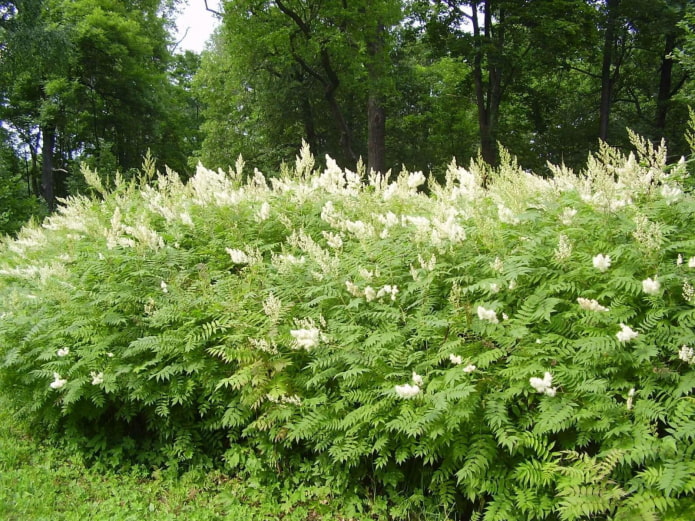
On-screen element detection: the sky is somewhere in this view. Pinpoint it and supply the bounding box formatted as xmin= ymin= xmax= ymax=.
xmin=173 ymin=0 xmax=221 ymax=53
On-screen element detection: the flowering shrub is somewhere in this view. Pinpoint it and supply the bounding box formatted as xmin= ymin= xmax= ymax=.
xmin=1 ymin=138 xmax=695 ymax=519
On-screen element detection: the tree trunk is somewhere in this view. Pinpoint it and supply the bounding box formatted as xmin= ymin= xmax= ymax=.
xmin=366 ymin=22 xmax=386 ymax=174
xmin=300 ymin=95 xmax=318 ymax=153
xmin=367 ymin=94 xmax=386 ymax=174
xmin=599 ymin=0 xmax=619 ymax=141
xmin=40 ymin=125 xmax=56 ymax=211
xmin=655 ymin=31 xmax=676 ymax=132
xmin=471 ymin=0 xmax=501 ymax=166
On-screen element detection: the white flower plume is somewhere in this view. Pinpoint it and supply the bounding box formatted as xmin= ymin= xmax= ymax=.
xmin=529 ymin=372 xmax=556 ymax=397
xmin=617 ymin=323 xmax=639 ymax=343
xmin=395 ymin=383 xmax=420 ymax=398
xmin=477 ymin=306 xmax=498 ymax=324
xmin=592 ymin=254 xmax=611 ymax=272
xmin=642 ymin=277 xmax=660 ymax=295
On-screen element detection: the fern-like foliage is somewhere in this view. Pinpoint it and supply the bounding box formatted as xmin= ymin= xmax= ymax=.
xmin=1 ymin=135 xmax=695 ymax=518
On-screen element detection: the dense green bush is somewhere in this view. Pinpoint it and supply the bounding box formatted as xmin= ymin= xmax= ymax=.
xmin=1 ymin=136 xmax=695 ymax=520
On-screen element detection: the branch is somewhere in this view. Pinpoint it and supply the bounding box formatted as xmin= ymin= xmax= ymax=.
xmin=204 ymin=0 xmax=222 ymax=17
xmin=170 ymin=27 xmax=189 ymax=54
xmin=670 ymin=73 xmax=688 ymax=97
xmin=275 ymin=0 xmax=310 ymax=36
xmin=561 ymin=63 xmax=601 ymax=80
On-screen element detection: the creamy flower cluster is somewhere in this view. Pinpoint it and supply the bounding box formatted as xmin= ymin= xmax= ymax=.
xmin=554 ymin=234 xmax=572 ymax=262
xmin=477 ymin=306 xmax=499 ymax=324
xmin=50 ymin=372 xmax=67 ymax=389
xmin=577 ymin=298 xmax=609 ymax=312
xmin=642 ymin=277 xmax=660 ymax=295
xmin=345 ymin=280 xmax=396 ymax=302
xmin=529 ymin=372 xmax=556 ymax=397
xmin=679 ymin=345 xmax=695 ymax=364
xmin=617 ymin=323 xmax=639 ymax=343
xmin=450 ymin=355 xmax=476 ymax=373
xmin=593 ymin=254 xmax=611 ymax=272
xmin=376 ymin=285 xmax=399 ymax=301
xmin=626 ymin=388 xmax=636 ymax=410
xmin=395 ymin=372 xmax=423 ymax=398
xmin=290 ymin=327 xmax=320 ymax=350
xmin=266 ymin=393 xmax=302 ymax=406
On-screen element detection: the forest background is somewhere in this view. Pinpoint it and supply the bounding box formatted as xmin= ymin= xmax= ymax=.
xmin=1 ymin=0 xmax=694 ymax=235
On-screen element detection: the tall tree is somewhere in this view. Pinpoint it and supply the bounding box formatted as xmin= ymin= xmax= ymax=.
xmin=0 ymin=0 xmax=72 ymax=209
xmin=195 ymin=0 xmax=400 ymax=173
xmin=1 ymin=0 xmax=198 ymax=209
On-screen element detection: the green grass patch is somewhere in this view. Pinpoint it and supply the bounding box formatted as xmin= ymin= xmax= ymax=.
xmin=0 ymin=395 xmax=404 ymax=520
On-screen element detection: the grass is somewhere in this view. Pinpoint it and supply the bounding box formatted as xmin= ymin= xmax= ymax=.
xmin=0 ymin=395 xmax=403 ymax=521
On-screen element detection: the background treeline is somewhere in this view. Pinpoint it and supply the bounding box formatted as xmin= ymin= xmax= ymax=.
xmin=1 ymin=0 xmax=695 ymax=234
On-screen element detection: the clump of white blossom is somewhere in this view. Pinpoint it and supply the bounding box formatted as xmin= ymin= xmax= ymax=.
xmin=267 ymin=393 xmax=302 ymax=406
xmin=262 ymin=293 xmax=282 ymax=323
xmin=477 ymin=306 xmax=499 ymax=324
xmin=679 ymin=345 xmax=695 ymax=364
xmin=632 ymin=214 xmax=663 ymax=253
xmin=394 ymin=383 xmax=420 ymax=399
xmin=57 ymin=347 xmax=70 ymax=357
xmin=593 ymin=254 xmax=611 ymax=272
xmin=577 ymin=297 xmax=609 ymax=312
xmin=554 ymin=234 xmax=572 ymax=262
xmin=497 ymin=204 xmax=519 ymax=225
xmin=256 ymin=201 xmax=271 ymax=222
xmin=376 ymin=285 xmax=399 ymax=301
xmin=462 ymin=364 xmax=476 ymax=373
xmin=626 ymin=388 xmax=636 ymax=410
xmin=50 ymin=373 xmax=67 ymax=390
xmin=226 ymin=248 xmax=250 ymax=264
xmin=364 ymin=286 xmax=377 ymax=301
xmin=290 ymin=327 xmax=321 ymax=351
xmin=660 ymin=184 xmax=682 ymax=204
xmin=90 ymin=372 xmax=104 ymax=385
xmin=249 ymin=338 xmax=279 ymax=354
xmin=642 ymin=277 xmax=661 ymax=295
xmin=617 ymin=323 xmax=639 ymax=343
xmin=529 ymin=372 xmax=556 ymax=397
xmin=449 ymin=354 xmax=462 ymax=365
xmin=559 ymin=207 xmax=577 ymax=225
xmin=395 ymin=372 xmax=424 ymax=399
xmin=322 ymin=231 xmax=343 ymax=249
xmin=345 ymin=280 xmax=362 ymax=298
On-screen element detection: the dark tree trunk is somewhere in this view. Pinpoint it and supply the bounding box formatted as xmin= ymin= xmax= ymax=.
xmin=40 ymin=125 xmax=56 ymax=211
xmin=367 ymin=94 xmax=386 ymax=174
xmin=471 ymin=0 xmax=502 ymax=166
xmin=599 ymin=0 xmax=619 ymax=142
xmin=300 ymin=94 xmax=317 ymax=152
xmin=366 ymin=22 xmax=386 ymax=174
xmin=655 ymin=31 xmax=676 ymax=132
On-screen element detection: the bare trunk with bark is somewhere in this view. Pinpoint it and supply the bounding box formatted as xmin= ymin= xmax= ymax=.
xmin=599 ymin=0 xmax=619 ymax=141
xmin=366 ymin=22 xmax=386 ymax=174
xmin=41 ymin=125 xmax=56 ymax=211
